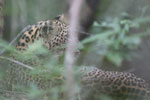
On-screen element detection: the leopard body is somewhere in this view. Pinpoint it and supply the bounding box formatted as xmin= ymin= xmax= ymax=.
xmin=81 ymin=67 xmax=150 ymax=100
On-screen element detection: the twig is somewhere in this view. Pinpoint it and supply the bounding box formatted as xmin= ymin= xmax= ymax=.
xmin=0 ymin=56 xmax=33 ymax=70
xmin=0 ymin=25 xmax=31 ymax=56
xmin=64 ymin=0 xmax=83 ymax=100
xmin=0 ymin=89 xmax=26 ymax=94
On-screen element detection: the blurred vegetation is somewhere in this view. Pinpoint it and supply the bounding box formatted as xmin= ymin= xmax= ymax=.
xmin=0 ymin=0 xmax=150 ymax=100
xmin=81 ymin=16 xmax=150 ymax=67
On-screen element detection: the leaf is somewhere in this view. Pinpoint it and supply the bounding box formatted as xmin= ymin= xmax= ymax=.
xmin=81 ymin=31 xmax=114 ymax=44
xmin=122 ymin=36 xmax=141 ymax=46
xmin=106 ymin=52 xmax=123 ymax=67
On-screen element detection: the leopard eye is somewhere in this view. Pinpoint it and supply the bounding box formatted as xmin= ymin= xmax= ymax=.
xmin=42 ymin=26 xmax=48 ymax=33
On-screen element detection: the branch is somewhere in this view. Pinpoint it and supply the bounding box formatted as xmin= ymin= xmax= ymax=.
xmin=64 ymin=0 xmax=83 ymax=100
xmin=0 ymin=56 xmax=33 ymax=70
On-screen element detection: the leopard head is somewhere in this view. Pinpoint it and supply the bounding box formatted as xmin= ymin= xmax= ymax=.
xmin=16 ymin=14 xmax=69 ymax=51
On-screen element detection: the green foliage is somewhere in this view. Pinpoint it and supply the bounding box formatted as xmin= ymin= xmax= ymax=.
xmin=81 ymin=16 xmax=150 ymax=66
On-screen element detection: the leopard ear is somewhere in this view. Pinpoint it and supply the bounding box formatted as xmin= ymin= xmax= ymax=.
xmin=54 ymin=14 xmax=65 ymax=21
xmin=58 ymin=14 xmax=65 ymax=21
xmin=54 ymin=14 xmax=68 ymax=24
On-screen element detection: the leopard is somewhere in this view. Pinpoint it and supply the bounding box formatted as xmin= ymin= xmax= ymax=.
xmin=80 ymin=67 xmax=150 ymax=100
xmin=1 ymin=14 xmax=150 ymax=100
xmin=1 ymin=14 xmax=69 ymax=93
